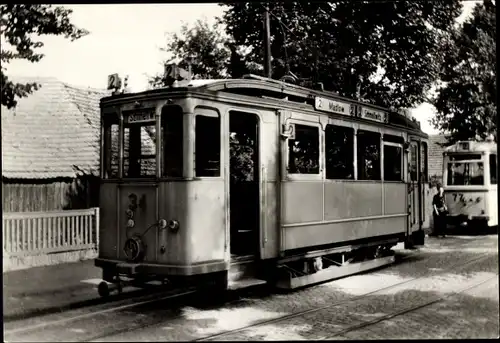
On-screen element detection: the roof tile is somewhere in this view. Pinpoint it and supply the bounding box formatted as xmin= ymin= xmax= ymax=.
xmin=2 ymin=76 xmax=110 ymax=179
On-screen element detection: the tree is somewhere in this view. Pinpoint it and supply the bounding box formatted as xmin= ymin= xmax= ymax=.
xmin=150 ymin=19 xmax=231 ymax=88
xmin=431 ymin=0 xmax=496 ymax=143
xmin=0 ymin=5 xmax=88 ymax=109
xmin=221 ymin=1 xmax=462 ymax=110
xmin=149 ymin=18 xmax=265 ymax=88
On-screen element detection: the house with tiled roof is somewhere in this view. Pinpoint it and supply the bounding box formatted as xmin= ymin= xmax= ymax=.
xmin=1 ymin=76 xmax=110 ymax=212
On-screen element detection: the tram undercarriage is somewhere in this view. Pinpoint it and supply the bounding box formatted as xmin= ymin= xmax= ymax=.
xmin=94 ymin=234 xmax=408 ymax=297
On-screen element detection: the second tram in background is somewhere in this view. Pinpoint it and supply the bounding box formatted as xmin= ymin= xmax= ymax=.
xmin=443 ymin=139 xmax=497 ymax=231
xmin=93 ymin=69 xmax=430 ymax=297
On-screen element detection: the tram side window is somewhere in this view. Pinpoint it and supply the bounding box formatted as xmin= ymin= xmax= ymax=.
xmin=325 ymin=124 xmax=354 ymax=179
xmin=420 ymin=142 xmax=428 ymax=182
xmin=195 ymin=114 xmax=220 ymax=177
xmin=288 ymin=124 xmax=320 ymax=174
xmin=103 ymin=121 xmax=119 ymax=178
xmin=384 ymin=145 xmax=403 ymax=181
xmin=162 ymin=106 xmax=183 ymax=177
xmin=123 ymin=124 xmax=157 ymax=177
xmin=490 ymin=154 xmax=497 ymax=184
xmin=357 ymin=130 xmax=381 ymax=180
xmin=410 ymin=144 xmax=418 ymax=181
xmin=383 ymin=135 xmax=404 ymax=182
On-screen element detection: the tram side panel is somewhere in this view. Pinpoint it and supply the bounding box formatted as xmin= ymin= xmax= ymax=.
xmin=157 ymin=180 xmax=226 ymax=265
xmin=156 ymin=181 xmax=226 ymax=265
xmin=98 ymin=182 xmax=118 ymax=259
xmin=281 ymin=181 xmax=407 ymax=251
xmin=117 ymin=184 xmax=158 ymax=262
xmin=155 ymin=182 xmax=189 ymax=265
xmin=97 ymin=181 xmax=226 ymax=268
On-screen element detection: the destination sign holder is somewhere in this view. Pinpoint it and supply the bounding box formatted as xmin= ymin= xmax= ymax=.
xmin=313 ymin=96 xmax=390 ymax=124
xmin=360 ymin=107 xmax=389 ymax=124
xmin=314 ymin=96 xmax=351 ymax=117
xmin=124 ymin=109 xmax=156 ymax=124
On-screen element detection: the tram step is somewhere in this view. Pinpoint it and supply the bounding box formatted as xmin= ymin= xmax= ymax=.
xmin=276 ymin=255 xmax=396 ymax=290
xmin=229 ymin=257 xmax=257 ymax=282
xmin=228 ymin=278 xmax=267 ymax=290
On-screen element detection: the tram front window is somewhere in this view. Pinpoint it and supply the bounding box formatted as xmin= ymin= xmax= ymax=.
xmin=195 ymin=110 xmax=221 ymax=177
xmin=103 ymin=120 xmax=119 ymax=178
xmin=123 ymin=124 xmax=157 ymax=178
xmin=162 ymin=106 xmax=183 ymax=178
xmin=447 ymin=162 xmax=484 ymax=186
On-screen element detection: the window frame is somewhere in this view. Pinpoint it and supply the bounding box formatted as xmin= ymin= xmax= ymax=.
xmin=446 ymin=160 xmax=485 ymax=186
xmin=122 ymin=122 xmax=158 ymax=179
xmin=356 ymin=129 xmax=382 ymax=181
xmin=489 ymin=154 xmax=497 ymax=185
xmin=383 ymin=141 xmax=404 ymax=182
xmin=194 ymin=106 xmax=222 ymax=179
xmin=285 ymin=119 xmax=323 ymax=181
xmin=161 ymin=105 xmax=184 ymax=179
xmin=325 ymin=123 xmax=355 ymax=180
xmin=102 ymin=116 xmax=120 ymax=180
xmin=228 ymin=109 xmax=261 ymax=183
xmin=420 ymin=141 xmax=429 ymax=183
xmin=409 ymin=142 xmax=419 ymax=182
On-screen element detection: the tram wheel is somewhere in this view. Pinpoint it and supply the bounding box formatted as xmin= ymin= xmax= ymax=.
xmin=98 ymin=281 xmax=110 ymax=298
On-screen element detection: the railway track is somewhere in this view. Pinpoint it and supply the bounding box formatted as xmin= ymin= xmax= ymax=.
xmin=319 ymin=275 xmax=498 ymax=340
xmin=192 ymin=252 xmax=495 ymax=341
xmin=4 ymin=236 xmax=495 ymax=342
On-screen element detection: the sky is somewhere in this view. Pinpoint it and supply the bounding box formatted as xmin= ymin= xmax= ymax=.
xmin=4 ymin=2 xmax=481 ymax=134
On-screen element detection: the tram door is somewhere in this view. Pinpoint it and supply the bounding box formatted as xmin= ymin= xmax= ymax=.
xmin=408 ymin=140 xmax=421 ymax=234
xmin=229 ymin=111 xmax=260 ymax=258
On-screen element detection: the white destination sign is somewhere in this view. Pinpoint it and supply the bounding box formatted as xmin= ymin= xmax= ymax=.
xmin=125 ymin=109 xmax=155 ymax=123
xmin=361 ymin=107 xmax=388 ymax=123
xmin=314 ymin=97 xmax=350 ymax=116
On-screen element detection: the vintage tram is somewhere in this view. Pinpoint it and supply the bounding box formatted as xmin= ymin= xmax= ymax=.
xmin=442 ymin=139 xmax=497 ymax=230
xmin=94 ymin=73 xmax=429 ymax=296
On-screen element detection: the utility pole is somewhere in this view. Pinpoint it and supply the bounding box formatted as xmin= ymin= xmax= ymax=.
xmin=263 ymin=4 xmax=272 ymax=79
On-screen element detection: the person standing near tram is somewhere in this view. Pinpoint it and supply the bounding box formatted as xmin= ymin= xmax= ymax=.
xmin=432 ymin=184 xmax=448 ymax=237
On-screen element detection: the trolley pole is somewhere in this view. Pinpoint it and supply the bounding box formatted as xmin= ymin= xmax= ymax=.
xmin=263 ymin=4 xmax=272 ymax=78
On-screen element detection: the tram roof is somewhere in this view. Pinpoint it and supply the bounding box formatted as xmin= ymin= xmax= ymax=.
xmin=102 ymin=75 xmax=427 ymax=137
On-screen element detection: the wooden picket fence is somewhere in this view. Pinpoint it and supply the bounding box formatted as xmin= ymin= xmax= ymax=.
xmin=3 ymin=208 xmax=99 ymax=257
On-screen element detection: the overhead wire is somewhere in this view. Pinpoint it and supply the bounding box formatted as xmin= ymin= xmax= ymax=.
xmin=259 ymin=3 xmax=323 ymax=85
xmin=237 ymin=3 xmax=319 ymax=82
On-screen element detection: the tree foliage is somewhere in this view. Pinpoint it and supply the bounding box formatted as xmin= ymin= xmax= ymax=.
xmin=431 ymin=0 xmax=496 ymax=143
xmin=150 ymin=19 xmax=233 ymax=88
xmin=150 ymin=18 xmax=273 ymax=88
xmin=0 ymin=4 xmax=88 ymax=109
xmin=222 ymin=1 xmax=462 ymax=110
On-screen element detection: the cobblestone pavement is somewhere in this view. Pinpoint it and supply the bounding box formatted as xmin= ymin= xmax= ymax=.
xmin=4 ymin=235 xmax=498 ymax=342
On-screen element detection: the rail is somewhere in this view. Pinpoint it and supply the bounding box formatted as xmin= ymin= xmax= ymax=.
xmin=3 ymin=208 xmax=100 ymax=257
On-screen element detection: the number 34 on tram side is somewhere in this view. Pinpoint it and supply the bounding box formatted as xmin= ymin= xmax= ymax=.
xmin=94 ymin=72 xmax=430 ymax=297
